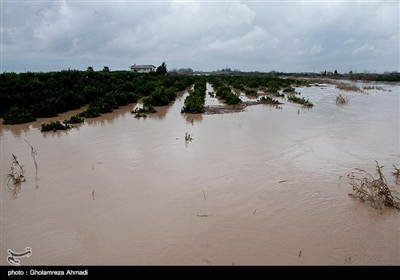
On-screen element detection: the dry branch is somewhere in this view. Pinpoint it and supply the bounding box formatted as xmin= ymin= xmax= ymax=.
xmin=347 ymin=161 xmax=400 ymax=210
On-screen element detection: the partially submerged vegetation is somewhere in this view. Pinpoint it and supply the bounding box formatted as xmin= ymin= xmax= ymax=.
xmin=181 ymin=78 xmax=207 ymax=114
xmin=185 ymin=132 xmax=193 ymax=142
xmin=244 ymin=88 xmax=258 ymax=96
xmin=1 ymin=67 xmax=317 ymax=124
xmin=287 ymin=93 xmax=314 ymax=107
xmin=392 ymin=165 xmax=400 ymax=179
xmin=9 ymin=66 xmax=399 ymax=124
xmin=5 ymin=141 xmax=40 ymax=197
xmin=143 ymin=86 xmax=177 ymax=107
xmin=335 ymin=82 xmax=363 ymax=93
xmin=208 ymin=76 xmax=241 ymax=105
xmin=64 ymin=115 xmax=84 ymax=124
xmin=362 ymin=85 xmax=389 ymax=92
xmin=258 ymin=96 xmax=281 ymax=104
xmin=0 ymin=63 xmax=195 ymax=125
xmin=335 ymin=93 xmax=349 ymax=105
xmin=347 ymin=161 xmax=400 ymax=210
xmin=40 ymin=120 xmax=71 ymax=132
xmin=131 ymin=105 xmax=157 ymax=118
xmin=6 ymin=154 xmax=26 ymax=186
xmin=24 ymin=139 xmax=38 ymax=170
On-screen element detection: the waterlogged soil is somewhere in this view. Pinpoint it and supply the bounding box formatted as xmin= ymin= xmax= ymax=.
xmin=1 ymin=80 xmax=399 ymax=265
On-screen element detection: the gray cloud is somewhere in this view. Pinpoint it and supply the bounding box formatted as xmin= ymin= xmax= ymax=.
xmin=1 ymin=0 xmax=398 ymax=73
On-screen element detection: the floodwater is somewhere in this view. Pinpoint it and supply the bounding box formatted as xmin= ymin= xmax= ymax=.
xmin=1 ymin=80 xmax=399 ymax=265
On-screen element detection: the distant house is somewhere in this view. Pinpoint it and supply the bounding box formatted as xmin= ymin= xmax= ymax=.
xmin=130 ymin=64 xmax=156 ymax=73
xmin=320 ymin=70 xmax=333 ymax=75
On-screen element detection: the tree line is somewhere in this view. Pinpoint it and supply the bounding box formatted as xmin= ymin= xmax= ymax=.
xmin=0 ymin=64 xmax=195 ymax=125
xmin=1 ymin=67 xmax=323 ymax=125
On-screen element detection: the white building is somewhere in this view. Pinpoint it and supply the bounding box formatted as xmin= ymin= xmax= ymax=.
xmin=130 ymin=64 xmax=156 ymax=73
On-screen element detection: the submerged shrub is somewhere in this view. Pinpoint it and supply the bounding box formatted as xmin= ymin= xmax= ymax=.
xmin=2 ymin=106 xmax=36 ymax=125
xmin=245 ymin=89 xmax=258 ymax=96
xmin=347 ymin=161 xmax=400 ymax=210
xmin=40 ymin=120 xmax=71 ymax=132
xmin=335 ymin=93 xmax=349 ymax=105
xmin=185 ymin=132 xmax=193 ymax=142
xmin=287 ymin=93 xmax=314 ymax=107
xmin=258 ymin=96 xmax=280 ymax=104
xmin=5 ymin=154 xmax=26 ymax=186
xmin=64 ymin=115 xmax=84 ymax=124
xmin=181 ymin=81 xmax=206 ymax=113
xmin=131 ymin=105 xmax=157 ymax=118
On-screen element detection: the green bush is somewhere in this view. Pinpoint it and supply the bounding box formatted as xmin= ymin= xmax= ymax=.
xmin=40 ymin=120 xmax=71 ymax=132
xmin=258 ymin=96 xmax=280 ymax=104
xmin=131 ymin=105 xmax=157 ymax=118
xmin=143 ymin=86 xmax=177 ymax=107
xmin=2 ymin=106 xmax=36 ymax=125
xmin=287 ymin=94 xmax=314 ymax=107
xmin=245 ymin=89 xmax=258 ymax=96
xmin=64 ymin=115 xmax=84 ymax=124
xmin=181 ymin=80 xmax=206 ymax=113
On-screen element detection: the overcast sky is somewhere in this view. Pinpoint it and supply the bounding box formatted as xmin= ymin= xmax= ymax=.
xmin=1 ymin=0 xmax=399 ymax=74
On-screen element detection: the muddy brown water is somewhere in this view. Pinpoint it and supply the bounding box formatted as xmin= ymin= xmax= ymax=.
xmin=1 ymin=81 xmax=399 ymax=265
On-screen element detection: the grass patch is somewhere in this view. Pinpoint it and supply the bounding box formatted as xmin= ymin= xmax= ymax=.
xmin=335 ymin=82 xmax=363 ymax=93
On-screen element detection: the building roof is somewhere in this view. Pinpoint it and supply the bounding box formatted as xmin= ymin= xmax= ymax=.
xmin=130 ymin=64 xmax=156 ymax=69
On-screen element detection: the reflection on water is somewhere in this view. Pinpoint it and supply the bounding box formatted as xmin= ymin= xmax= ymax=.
xmin=205 ymin=82 xmax=225 ymax=106
xmin=1 ymin=80 xmax=399 ymax=265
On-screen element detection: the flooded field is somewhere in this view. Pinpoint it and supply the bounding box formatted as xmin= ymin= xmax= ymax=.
xmin=1 ymin=79 xmax=399 ymax=265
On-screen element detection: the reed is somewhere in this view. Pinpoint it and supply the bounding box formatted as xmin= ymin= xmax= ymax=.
xmin=185 ymin=132 xmax=193 ymax=142
xmin=392 ymin=165 xmax=400 ymax=186
xmin=5 ymin=154 xmax=26 ymax=186
xmin=335 ymin=82 xmax=363 ymax=93
xmin=392 ymin=165 xmax=399 ymax=179
xmin=347 ymin=161 xmax=400 ymax=210
xmin=202 ymin=190 xmax=206 ymax=207
xmin=24 ymin=139 xmax=38 ymax=170
xmin=335 ymin=93 xmax=349 ymax=105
